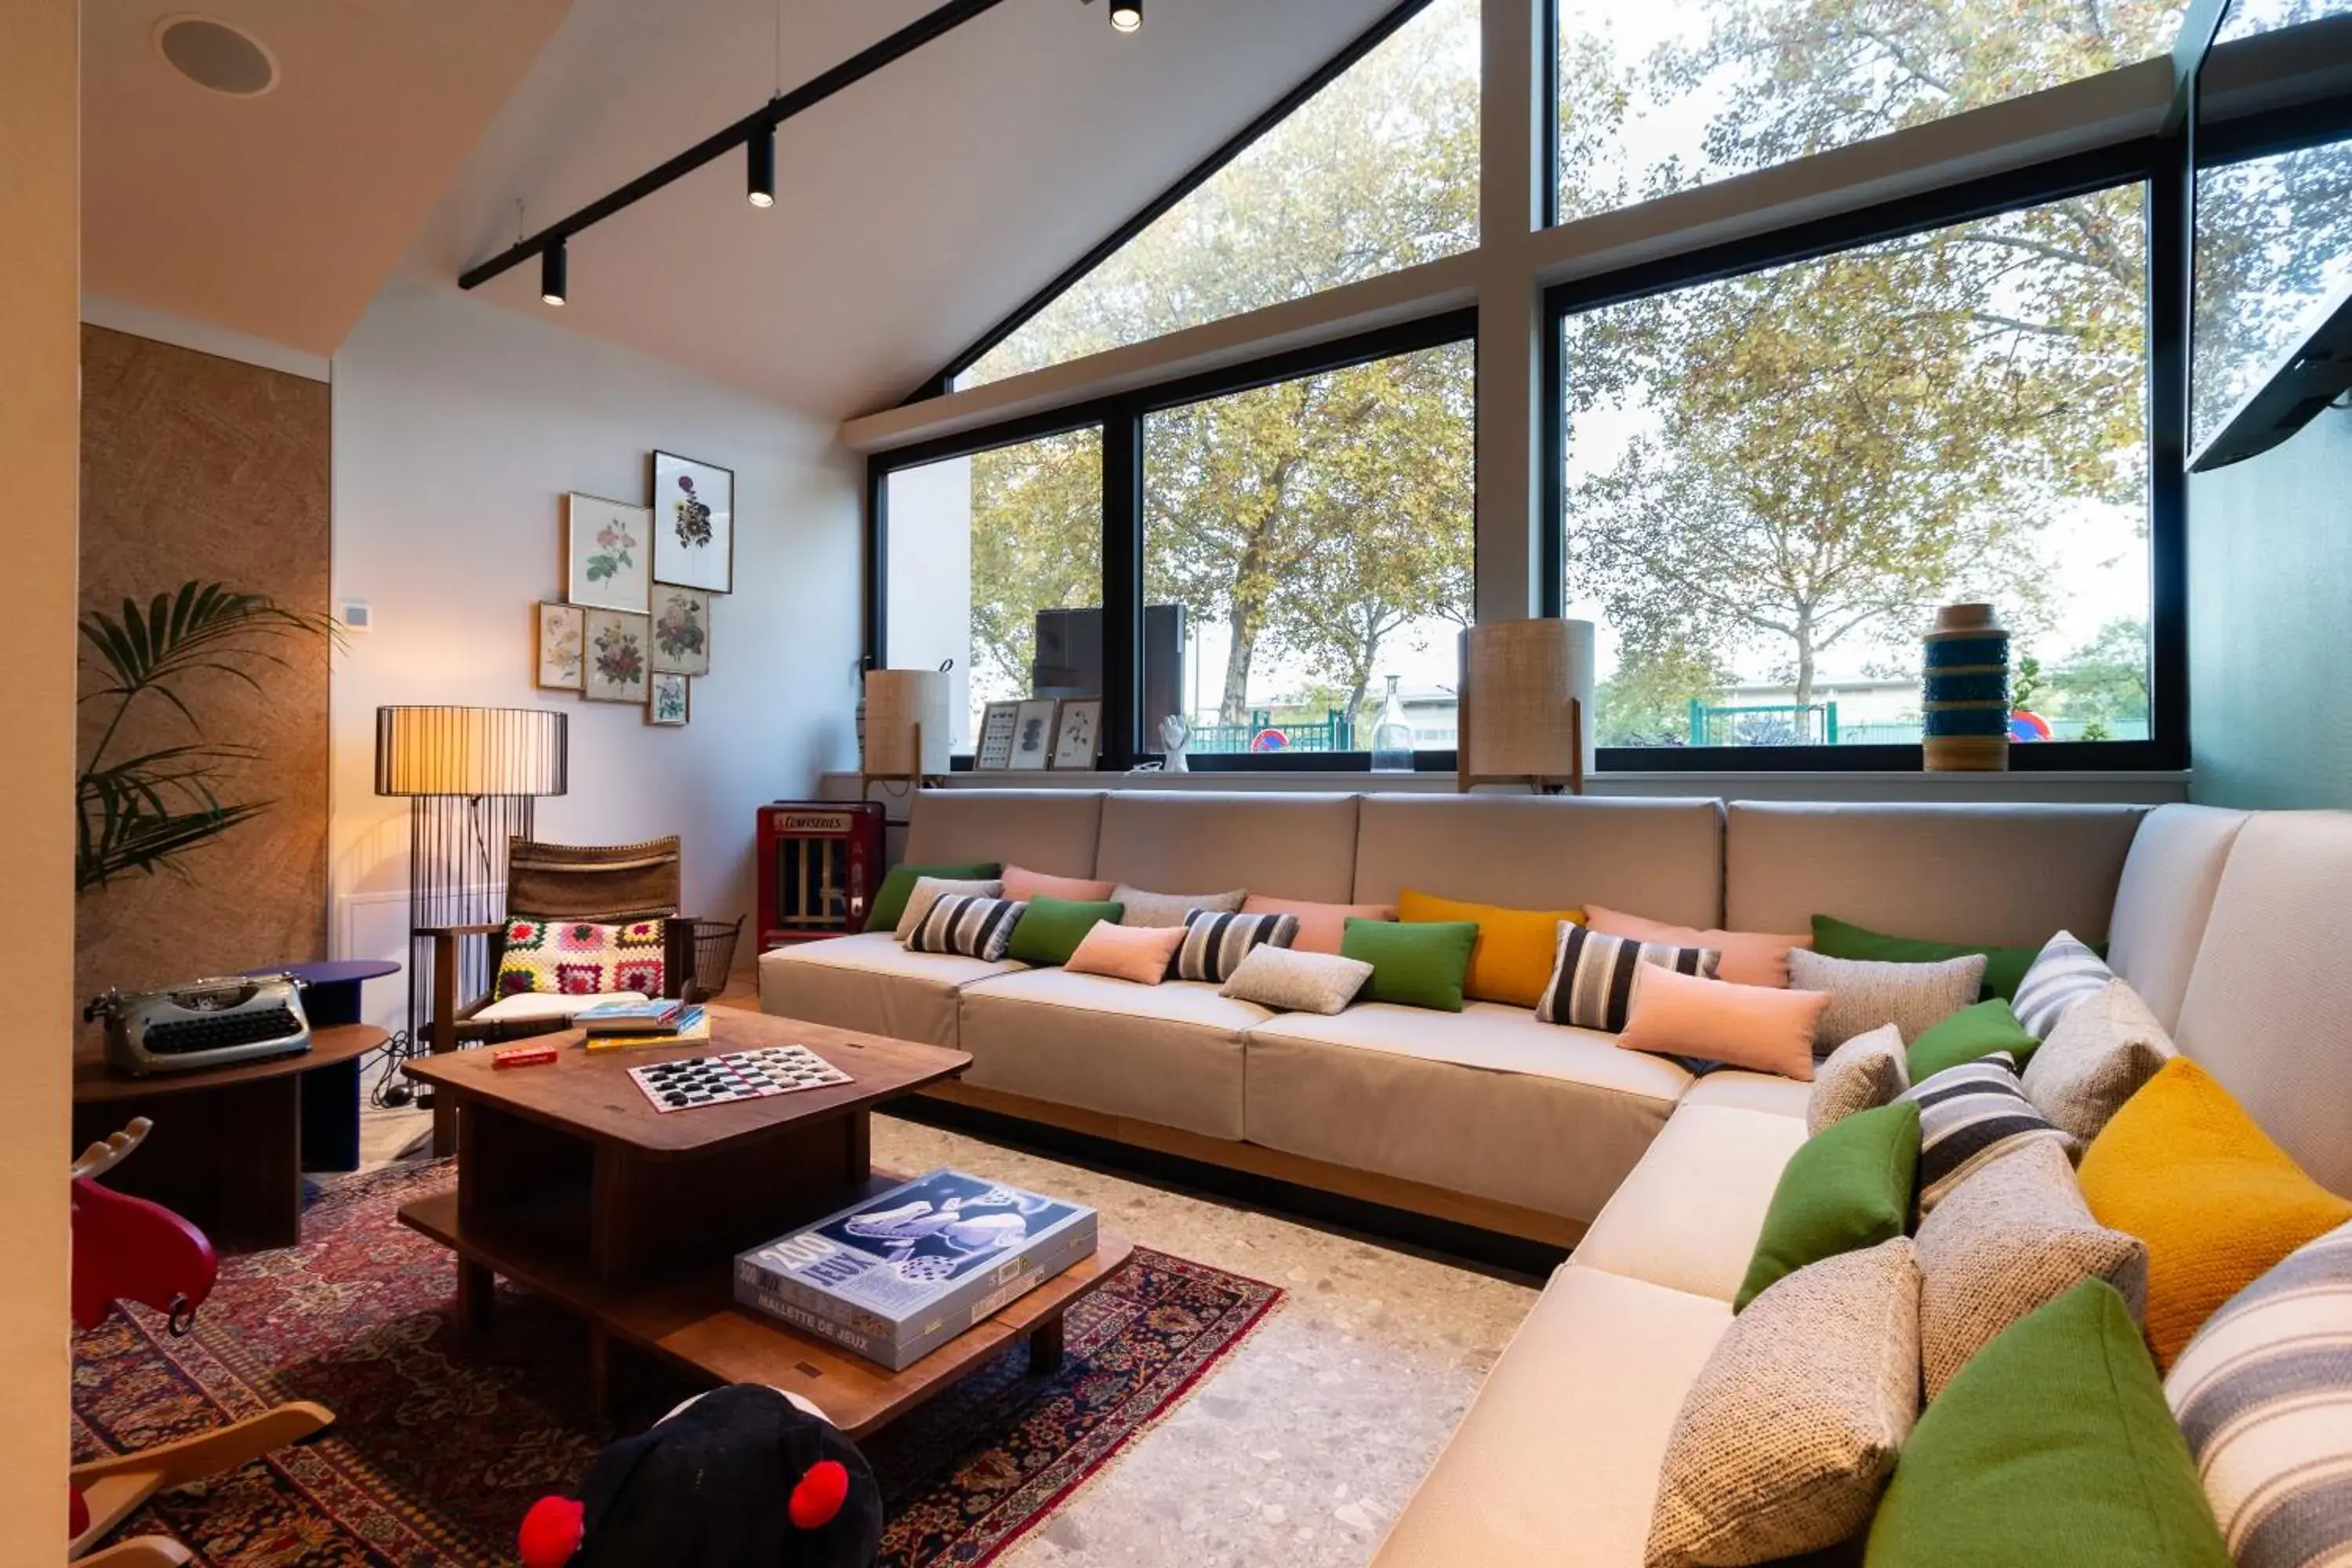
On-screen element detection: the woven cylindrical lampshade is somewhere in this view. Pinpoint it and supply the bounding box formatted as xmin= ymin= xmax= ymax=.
xmin=1460 ymin=619 xmax=1595 ymax=779
xmin=864 ymin=668 xmax=950 ymax=776
xmin=374 ymin=706 xmax=568 ymax=797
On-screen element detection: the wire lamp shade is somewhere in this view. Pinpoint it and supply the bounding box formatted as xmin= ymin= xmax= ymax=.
xmin=375 ymin=706 xmax=568 ymax=798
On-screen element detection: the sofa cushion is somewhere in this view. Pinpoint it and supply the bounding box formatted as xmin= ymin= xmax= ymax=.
xmin=1218 ymin=946 xmax=1372 ymax=1014
xmin=1574 ymin=1104 xmax=1810 ymax=1302
xmin=2012 ymin=929 xmax=2116 ymax=1037
xmin=1808 ymin=1022 xmax=1910 ymax=1135
xmin=1787 ymin=948 xmax=1984 ymax=1051
xmin=1110 ymin=882 xmax=1246 ymax=928
xmin=1351 ymin=795 xmax=1726 ymax=927
xmin=1064 ymin=920 xmax=1185 ymax=985
xmin=1245 ymin=1003 xmax=1690 ymax=1224
xmin=1344 ymin=917 xmax=1479 ymax=1012
xmin=866 ymin=862 xmax=1000 ymax=935
xmin=1398 ymin=888 xmax=1584 ymax=1009
xmin=1585 ymin=904 xmax=1812 ymax=989
xmin=1240 ymin=893 xmax=1393 ymax=955
xmin=955 ymin=966 xmax=1265 ymax=1139
xmin=2022 ymin=978 xmax=2173 ymax=1145
xmin=1536 ymin=923 xmax=1720 ymax=1033
xmin=1904 ymin=1054 xmax=2073 ymax=1214
xmin=1679 ymin=1070 xmax=1810 ymax=1119
xmin=1725 ymin=800 xmax=2146 ymax=947
xmin=1617 ymin=966 xmax=1825 ymax=1081
xmin=903 ymin=894 xmax=1024 ymax=960
xmin=757 ymin=933 xmax=1021 ymax=1048
xmin=1904 ymin=998 xmax=2039 ymax=1080
xmin=1094 ymin=791 xmax=1361 ymax=904
xmin=1370 ymin=1265 xmax=1733 ymax=1568
xmin=1003 ymin=897 xmax=1123 ymax=967
xmin=1736 ymin=1100 xmax=1920 ymax=1312
xmin=2105 ymin=801 xmax=2249 ymax=1033
xmin=902 ymin=789 xmax=1104 ymax=878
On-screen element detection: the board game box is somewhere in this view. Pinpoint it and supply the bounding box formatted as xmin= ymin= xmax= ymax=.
xmin=733 ymin=1169 xmax=1098 ymax=1370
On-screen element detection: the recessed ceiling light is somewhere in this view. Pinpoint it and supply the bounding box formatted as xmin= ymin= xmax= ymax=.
xmin=154 ymin=14 xmax=280 ymax=97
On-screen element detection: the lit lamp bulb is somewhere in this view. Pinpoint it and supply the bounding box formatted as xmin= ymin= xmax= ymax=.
xmin=1109 ymin=0 xmax=1141 ymax=31
xmin=747 ymin=125 xmax=776 ymax=209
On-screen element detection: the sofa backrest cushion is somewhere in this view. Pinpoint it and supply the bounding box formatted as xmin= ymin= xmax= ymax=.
xmin=1351 ymin=796 xmax=1725 ymax=927
xmin=2172 ymin=811 xmax=2352 ymax=1197
xmin=1094 ymin=791 xmax=1362 ymax=904
xmin=2103 ymin=803 xmax=2249 ymax=1033
xmin=1726 ymin=802 xmax=2147 ymax=948
xmin=903 ymin=789 xmax=1104 ymax=877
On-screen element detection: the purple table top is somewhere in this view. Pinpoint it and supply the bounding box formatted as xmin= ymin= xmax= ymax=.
xmin=241 ymin=960 xmax=401 ymax=986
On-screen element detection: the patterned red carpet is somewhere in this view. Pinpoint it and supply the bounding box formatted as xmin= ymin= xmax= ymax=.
xmin=71 ymin=1159 xmax=1280 ymax=1566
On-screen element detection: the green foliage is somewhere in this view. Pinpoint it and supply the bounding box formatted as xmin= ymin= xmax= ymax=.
xmin=77 ymin=582 xmax=336 ymax=895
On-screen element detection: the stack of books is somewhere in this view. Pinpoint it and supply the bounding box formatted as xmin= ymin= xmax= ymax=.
xmin=578 ymin=999 xmax=709 ymax=1051
xmin=734 ymin=1169 xmax=1098 ymax=1369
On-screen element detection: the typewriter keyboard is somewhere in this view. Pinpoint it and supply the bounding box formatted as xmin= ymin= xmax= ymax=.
xmin=143 ymin=1007 xmax=304 ymax=1056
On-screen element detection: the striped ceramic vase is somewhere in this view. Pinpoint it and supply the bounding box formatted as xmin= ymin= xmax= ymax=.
xmin=1922 ymin=603 xmax=2011 ymax=771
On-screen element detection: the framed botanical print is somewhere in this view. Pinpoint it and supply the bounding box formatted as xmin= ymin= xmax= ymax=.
xmin=565 ymin=493 xmax=652 ymax=613
xmin=535 ymin=601 xmax=584 ymax=690
xmin=1050 ymin=697 xmax=1102 ymax=770
xmin=974 ymin=700 xmax=1021 ymax=770
xmin=648 ymin=672 xmax=690 ymax=727
xmin=1008 ymin=699 xmax=1058 ymax=771
xmin=581 ymin=608 xmax=652 ymax=704
xmin=650 ymin=585 xmax=713 ymax=676
xmin=651 ymin=451 xmax=735 ymax=594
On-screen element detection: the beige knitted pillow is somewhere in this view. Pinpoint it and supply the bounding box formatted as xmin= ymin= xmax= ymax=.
xmin=1647 ymin=1238 xmax=1921 ymax=1568
xmin=1807 ymin=1023 xmax=1911 ymax=1135
xmin=1914 ymin=1139 xmax=2147 ymax=1399
xmin=2021 ymin=977 xmax=2174 ymax=1145
xmin=1788 ymin=949 xmax=1987 ymax=1053
xmin=1218 ymin=946 xmax=1372 ymax=1014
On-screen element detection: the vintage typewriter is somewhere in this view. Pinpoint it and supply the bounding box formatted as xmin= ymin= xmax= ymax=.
xmin=85 ymin=975 xmax=313 ymax=1077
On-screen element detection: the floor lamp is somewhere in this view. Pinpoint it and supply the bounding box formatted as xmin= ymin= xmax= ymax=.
xmin=374 ymin=706 xmax=568 ymax=1098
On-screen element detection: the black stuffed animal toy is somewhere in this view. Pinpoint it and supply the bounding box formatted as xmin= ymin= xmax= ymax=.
xmin=517 ymin=1385 xmax=884 ymax=1568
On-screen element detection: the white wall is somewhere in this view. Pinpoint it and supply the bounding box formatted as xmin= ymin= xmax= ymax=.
xmin=881 ymin=455 xmax=975 ymax=747
xmin=330 ymin=275 xmax=863 ymax=982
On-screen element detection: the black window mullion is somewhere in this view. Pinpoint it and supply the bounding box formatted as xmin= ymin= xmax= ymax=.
xmin=2148 ymin=137 xmax=2194 ymax=771
xmin=863 ymin=457 xmax=888 ymax=674
xmin=1102 ymin=409 xmax=1144 ymax=771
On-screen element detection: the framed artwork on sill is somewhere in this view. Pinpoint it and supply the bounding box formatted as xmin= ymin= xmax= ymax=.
xmin=564 ymin=493 xmax=653 ymax=614
xmin=651 ymin=585 xmax=713 ymax=677
xmin=1051 ymin=697 xmax=1102 ymax=770
xmin=1008 ymin=699 xmax=1058 ymax=771
xmin=582 ymin=608 xmax=652 ymax=704
xmin=648 ymin=672 xmax=690 ymax=727
xmin=651 ymin=450 xmax=735 ymax=594
xmin=975 ymin=700 xmax=1021 ymax=770
xmin=535 ymin=601 xmax=584 ymax=690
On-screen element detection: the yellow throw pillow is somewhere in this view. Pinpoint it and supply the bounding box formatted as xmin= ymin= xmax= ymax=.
xmin=1397 ymin=889 xmax=1583 ymax=1011
xmin=2077 ymin=1057 xmax=2352 ymax=1370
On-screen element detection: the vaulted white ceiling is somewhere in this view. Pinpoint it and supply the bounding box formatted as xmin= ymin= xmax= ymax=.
xmin=405 ymin=0 xmax=1400 ymax=417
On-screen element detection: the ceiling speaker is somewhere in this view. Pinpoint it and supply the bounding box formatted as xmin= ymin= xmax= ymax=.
xmin=154 ymin=16 xmax=279 ymax=97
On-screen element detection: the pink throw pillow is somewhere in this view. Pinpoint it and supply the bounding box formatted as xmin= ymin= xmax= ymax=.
xmin=1241 ymin=895 xmax=1396 ymax=956
xmin=1001 ymin=865 xmax=1117 ymax=903
xmin=1584 ymin=904 xmax=1813 ymax=989
xmin=1617 ymin=966 xmax=1826 ymax=1081
xmin=1065 ymin=920 xmax=1186 ymax=985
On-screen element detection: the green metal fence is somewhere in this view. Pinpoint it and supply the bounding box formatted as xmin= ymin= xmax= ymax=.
xmin=1188 ymin=709 xmax=1356 ymax=754
xmin=1687 ymin=701 xmax=1841 ymax=746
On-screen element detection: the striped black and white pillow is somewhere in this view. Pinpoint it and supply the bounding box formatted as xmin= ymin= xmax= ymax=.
xmin=1902 ymin=1053 xmax=2075 ymax=1214
xmin=2166 ymin=1220 xmax=2352 ymax=1568
xmin=2011 ymin=930 xmax=2114 ymax=1037
xmin=1536 ymin=922 xmax=1720 ymax=1033
xmin=904 ymin=895 xmax=1026 ymax=962
xmin=1174 ymin=909 xmax=1299 ymax=983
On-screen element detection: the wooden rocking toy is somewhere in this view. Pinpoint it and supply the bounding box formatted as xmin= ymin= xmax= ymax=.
xmin=68 ymin=1118 xmax=335 ymax=1564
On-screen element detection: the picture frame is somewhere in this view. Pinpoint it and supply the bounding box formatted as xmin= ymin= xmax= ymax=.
xmin=648 ymin=671 xmax=690 ymax=727
xmin=1008 ymin=699 xmax=1059 ymax=771
xmin=975 ymin=700 xmax=1022 ymax=770
xmin=649 ymin=584 xmax=713 ymax=677
xmin=651 ymin=450 xmax=735 ymax=594
xmin=535 ymin=601 xmax=585 ymax=690
xmin=1050 ymin=697 xmax=1102 ymax=770
xmin=581 ymin=608 xmax=652 ymax=704
xmin=564 ymin=493 xmax=653 ymax=614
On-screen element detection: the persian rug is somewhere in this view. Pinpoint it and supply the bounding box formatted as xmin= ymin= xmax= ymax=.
xmin=71 ymin=1158 xmax=1280 ymax=1566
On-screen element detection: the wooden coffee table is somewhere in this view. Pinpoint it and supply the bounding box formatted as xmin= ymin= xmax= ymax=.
xmin=397 ymin=1007 xmax=1133 ymax=1435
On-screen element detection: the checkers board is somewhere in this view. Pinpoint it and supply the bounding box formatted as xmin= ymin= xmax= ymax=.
xmin=628 ymin=1045 xmax=853 ymax=1113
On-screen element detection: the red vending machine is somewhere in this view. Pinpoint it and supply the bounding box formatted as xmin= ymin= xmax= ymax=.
xmin=757 ymin=800 xmax=887 ymax=950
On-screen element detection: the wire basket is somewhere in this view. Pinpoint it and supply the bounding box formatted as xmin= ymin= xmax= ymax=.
xmin=691 ymin=916 xmax=745 ymax=999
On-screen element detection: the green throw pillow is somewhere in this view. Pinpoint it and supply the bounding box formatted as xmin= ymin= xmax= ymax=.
xmin=1811 ymin=914 xmax=2106 ymax=1002
xmin=1906 ymin=998 xmax=2041 ymax=1080
xmin=1866 ymin=1279 xmax=2230 ymax=1568
xmin=1341 ymin=918 xmax=1479 ymax=1013
xmin=865 ymin=861 xmax=1001 ymax=935
xmin=1736 ymin=1099 xmax=1921 ymax=1312
xmin=1005 ymin=898 xmax=1123 ymax=967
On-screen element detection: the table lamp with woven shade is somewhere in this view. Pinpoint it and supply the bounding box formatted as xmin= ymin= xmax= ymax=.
xmin=1457 ymin=619 xmax=1595 ymax=793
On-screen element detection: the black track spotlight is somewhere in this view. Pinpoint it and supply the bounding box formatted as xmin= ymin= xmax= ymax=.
xmin=1109 ymin=0 xmax=1141 ymax=31
xmin=539 ymin=240 xmax=568 ymax=307
xmin=747 ymin=125 xmax=776 ymax=209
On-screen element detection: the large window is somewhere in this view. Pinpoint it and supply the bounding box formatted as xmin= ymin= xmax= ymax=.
xmin=1558 ymin=187 xmax=2155 ymax=752
xmin=1555 ymin=1 xmax=2180 ymax=223
xmin=964 ymin=0 xmax=1479 ymax=388
xmin=1143 ymin=341 xmax=1475 ymax=758
xmin=2193 ymin=138 xmax=2352 ymax=449
xmin=883 ymin=428 xmax=1103 ymax=749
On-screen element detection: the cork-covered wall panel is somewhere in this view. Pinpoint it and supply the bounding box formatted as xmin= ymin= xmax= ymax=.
xmin=76 ymin=325 xmax=331 ymax=1002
